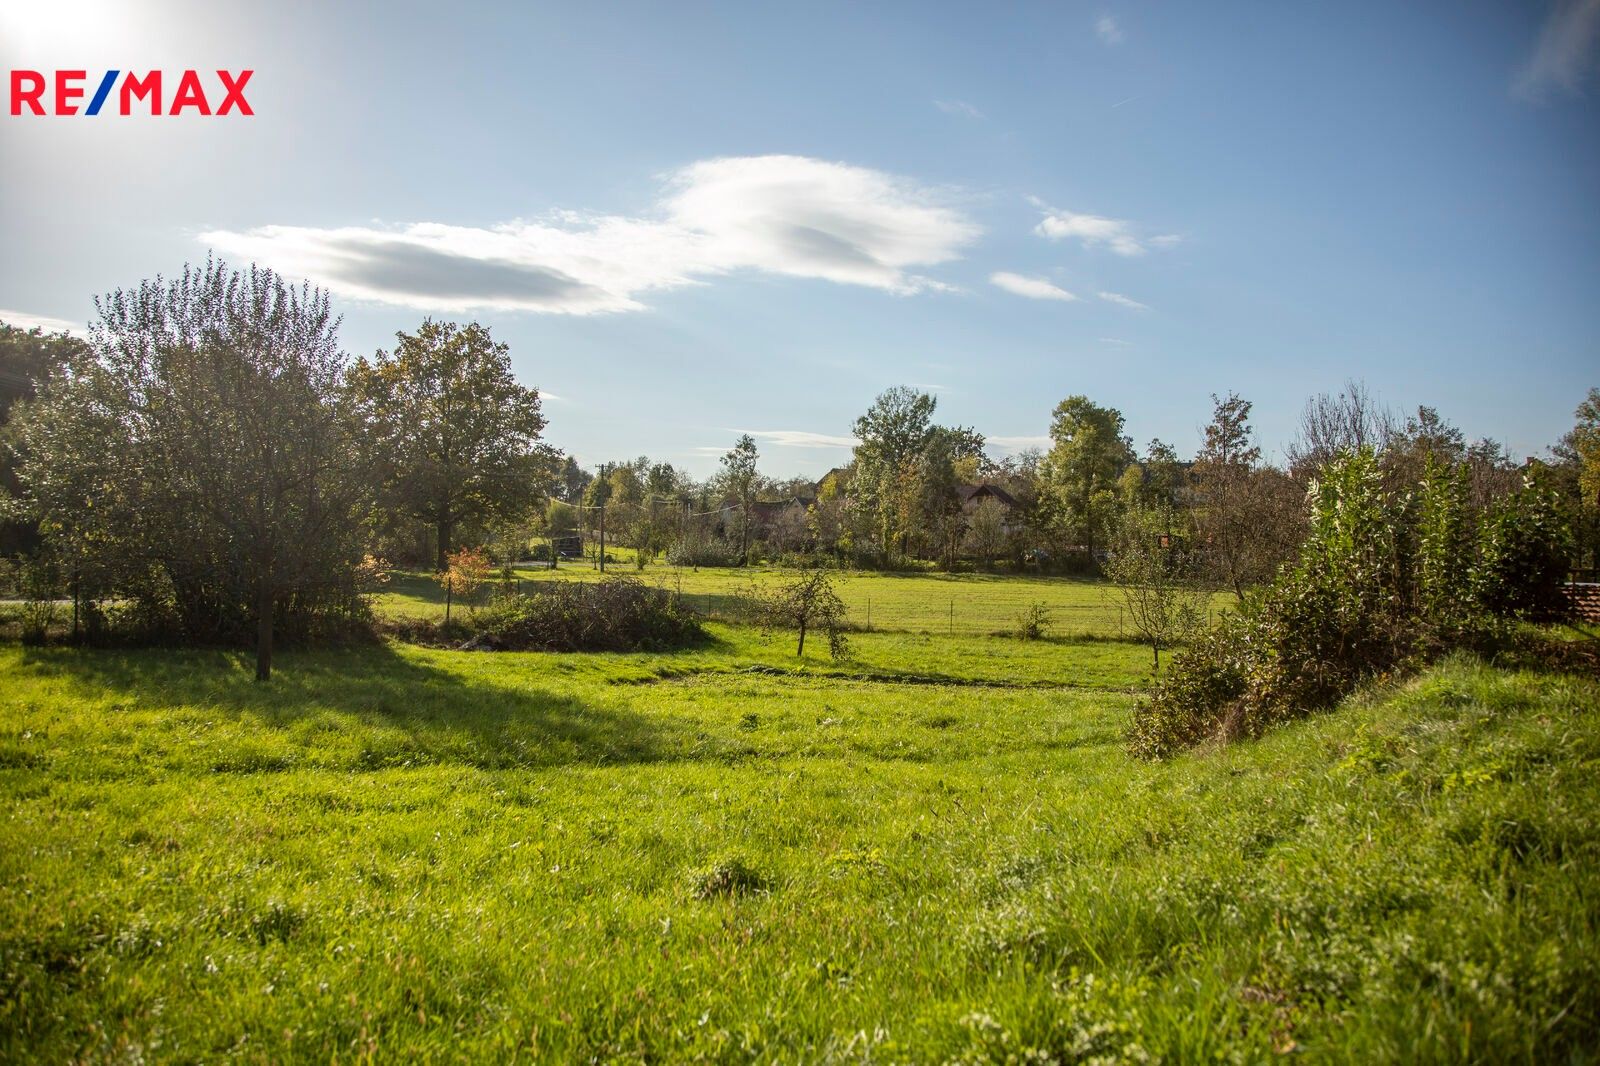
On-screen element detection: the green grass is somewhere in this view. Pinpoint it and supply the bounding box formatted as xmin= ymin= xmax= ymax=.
xmin=373 ymin=564 xmax=1233 ymax=638
xmin=2 ymin=620 xmax=1597 ymax=1061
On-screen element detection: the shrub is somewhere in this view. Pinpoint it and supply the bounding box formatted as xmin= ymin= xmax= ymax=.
xmin=1129 ymin=450 xmax=1572 ymax=758
xmin=1474 ymin=468 xmax=1572 ymax=622
xmin=1126 ymin=617 xmax=1250 ymax=757
xmin=464 ymin=578 xmax=704 ymax=652
xmin=1012 ymin=603 xmax=1051 ymax=641
xmin=665 ymin=537 xmax=742 ymax=568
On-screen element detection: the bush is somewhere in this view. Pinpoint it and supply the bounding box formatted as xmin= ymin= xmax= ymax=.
xmin=1474 ymin=469 xmax=1573 ymax=622
xmin=665 ymin=537 xmax=742 ymax=568
xmin=1125 ymin=617 xmax=1250 ymax=757
xmin=1129 ymin=451 xmax=1570 ymax=759
xmin=459 ymin=578 xmax=704 ymax=652
xmin=1012 ymin=602 xmax=1051 ymax=641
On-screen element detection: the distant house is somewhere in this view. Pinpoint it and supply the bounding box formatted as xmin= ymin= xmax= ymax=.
xmin=749 ymin=494 xmax=816 ymax=532
xmin=957 ymin=482 xmax=1021 ymax=533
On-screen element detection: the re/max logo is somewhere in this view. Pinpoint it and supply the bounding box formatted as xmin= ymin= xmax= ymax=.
xmin=9 ymin=70 xmax=254 ymax=116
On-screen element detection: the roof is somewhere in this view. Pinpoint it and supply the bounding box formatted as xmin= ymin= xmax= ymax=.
xmin=958 ymin=483 xmax=1018 ymax=508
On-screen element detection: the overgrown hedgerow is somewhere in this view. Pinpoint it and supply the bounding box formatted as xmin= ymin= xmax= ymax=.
xmin=1130 ymin=451 xmax=1573 ymax=758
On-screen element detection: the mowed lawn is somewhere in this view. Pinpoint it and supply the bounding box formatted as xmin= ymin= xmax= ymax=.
xmin=2 ymin=622 xmax=1597 ymax=1061
xmin=372 ymin=564 xmax=1234 ymax=638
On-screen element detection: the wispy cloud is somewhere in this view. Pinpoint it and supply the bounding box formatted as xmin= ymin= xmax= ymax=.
xmin=1099 ymin=337 xmax=1133 ymax=347
xmin=934 ymin=99 xmax=984 ymax=119
xmin=1030 ymin=201 xmax=1151 ymax=257
xmin=737 ymin=429 xmax=859 ymax=449
xmin=1515 ymin=0 xmax=1600 ymax=98
xmin=990 ymin=271 xmax=1078 ymax=301
xmin=201 ymin=156 xmax=982 ymax=314
xmin=1098 ymin=291 xmax=1150 ymax=311
xmin=0 ymin=308 xmax=86 ymax=337
xmin=1029 ymin=200 xmax=1182 ymax=258
xmin=1096 ymin=14 xmax=1124 ymax=45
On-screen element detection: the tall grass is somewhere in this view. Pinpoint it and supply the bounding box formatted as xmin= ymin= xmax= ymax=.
xmin=2 ymin=628 xmax=1595 ymax=1060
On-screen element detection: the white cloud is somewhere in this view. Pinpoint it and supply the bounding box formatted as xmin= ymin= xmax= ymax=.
xmin=200 ymin=156 xmax=981 ymax=315
xmin=934 ymin=99 xmax=984 ymax=119
xmin=738 ymin=429 xmax=859 ymax=449
xmin=1515 ymin=0 xmax=1600 ymax=98
xmin=990 ymin=271 xmax=1079 ymax=301
xmin=1098 ymin=291 xmax=1150 ymax=311
xmin=0 ymin=308 xmax=86 ymax=336
xmin=1096 ymin=14 xmax=1124 ymax=45
xmin=1099 ymin=337 xmax=1133 ymax=347
xmin=1033 ymin=206 xmax=1147 ymax=256
xmin=1148 ymin=234 xmax=1183 ymax=249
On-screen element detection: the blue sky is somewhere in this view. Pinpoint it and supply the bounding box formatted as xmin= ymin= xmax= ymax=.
xmin=2 ymin=1 xmax=1596 ymax=475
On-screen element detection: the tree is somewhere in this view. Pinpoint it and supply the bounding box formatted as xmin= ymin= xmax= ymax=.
xmin=0 ymin=322 xmax=89 ymax=556
xmin=555 ymin=456 xmax=591 ymax=503
xmin=1040 ymin=395 xmax=1133 ymax=565
xmin=1103 ymin=508 xmax=1208 ymax=672
xmin=963 ymin=496 xmax=1008 ymax=569
xmin=1286 ymin=380 xmax=1395 ymax=478
xmin=752 ymin=569 xmax=850 ymax=658
xmin=717 ymin=434 xmax=760 ymax=564
xmin=1193 ymin=392 xmax=1264 ymax=599
xmin=348 ymin=319 xmax=548 ymax=570
xmin=915 ymin=427 xmax=967 ymax=568
xmin=12 ymin=260 xmax=369 ymax=679
xmin=1554 ymin=387 xmax=1600 ymax=573
xmin=436 ymin=545 xmax=491 ymax=624
xmin=852 ymin=386 xmax=937 ymax=558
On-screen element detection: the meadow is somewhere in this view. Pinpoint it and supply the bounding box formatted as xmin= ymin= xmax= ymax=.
xmin=371 ymin=562 xmax=1234 ymax=639
xmin=2 ymin=585 xmax=1597 ymax=1061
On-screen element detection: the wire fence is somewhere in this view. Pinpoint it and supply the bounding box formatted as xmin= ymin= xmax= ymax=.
xmin=437 ymin=566 xmax=1234 ymax=640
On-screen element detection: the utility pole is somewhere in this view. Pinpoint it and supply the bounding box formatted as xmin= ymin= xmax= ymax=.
xmin=597 ymin=462 xmax=610 ymax=573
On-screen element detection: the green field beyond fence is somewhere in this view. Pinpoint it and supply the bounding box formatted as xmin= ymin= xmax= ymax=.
xmin=373 ymin=565 xmax=1233 ymax=638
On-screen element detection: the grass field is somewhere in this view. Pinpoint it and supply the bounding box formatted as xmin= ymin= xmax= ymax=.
xmin=2 ymin=612 xmax=1597 ymax=1061
xmin=372 ymin=564 xmax=1234 ymax=638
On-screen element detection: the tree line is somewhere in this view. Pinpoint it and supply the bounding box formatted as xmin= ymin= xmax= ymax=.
xmin=2 ymin=260 xmax=1597 ymax=680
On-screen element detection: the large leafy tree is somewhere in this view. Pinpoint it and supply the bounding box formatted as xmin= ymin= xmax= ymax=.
xmin=1193 ymin=392 xmax=1262 ymax=598
xmin=1040 ymin=395 xmax=1133 ymax=563
xmin=0 ymin=322 xmax=90 ymax=555
xmin=349 ymin=320 xmax=549 ymax=569
xmin=852 ymin=386 xmax=937 ymax=558
xmin=715 ymin=434 xmax=760 ymax=564
xmin=12 ymin=261 xmax=369 ymax=679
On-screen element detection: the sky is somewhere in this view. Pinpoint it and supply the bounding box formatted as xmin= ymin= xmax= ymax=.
xmin=2 ymin=0 xmax=1597 ymax=477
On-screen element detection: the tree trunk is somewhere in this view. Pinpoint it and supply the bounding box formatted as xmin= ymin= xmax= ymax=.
xmin=255 ymin=559 xmax=274 ymax=682
xmin=436 ymin=514 xmax=453 ymax=571
xmin=797 ymin=620 xmax=806 ymax=657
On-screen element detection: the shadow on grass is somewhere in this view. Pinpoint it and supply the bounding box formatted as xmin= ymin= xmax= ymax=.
xmin=14 ymin=642 xmax=692 ymax=771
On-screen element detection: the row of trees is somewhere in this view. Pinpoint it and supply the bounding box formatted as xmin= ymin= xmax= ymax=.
xmin=0 ymin=262 xmax=554 ymax=678
xmin=2 ymin=260 xmax=1596 ymax=678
